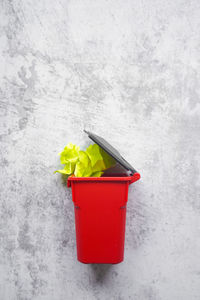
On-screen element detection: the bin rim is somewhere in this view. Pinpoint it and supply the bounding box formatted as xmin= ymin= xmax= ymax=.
xmin=67 ymin=172 xmax=140 ymax=187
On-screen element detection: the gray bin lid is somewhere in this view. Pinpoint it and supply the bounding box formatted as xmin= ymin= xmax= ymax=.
xmin=84 ymin=130 xmax=138 ymax=174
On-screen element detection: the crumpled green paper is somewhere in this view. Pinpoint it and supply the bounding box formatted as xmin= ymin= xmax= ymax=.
xmin=55 ymin=143 xmax=115 ymax=177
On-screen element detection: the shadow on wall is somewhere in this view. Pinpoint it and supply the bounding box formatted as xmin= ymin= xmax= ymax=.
xmin=89 ymin=264 xmax=113 ymax=283
xmin=126 ymin=180 xmax=148 ymax=250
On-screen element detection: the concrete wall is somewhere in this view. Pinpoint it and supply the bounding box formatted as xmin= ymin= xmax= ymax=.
xmin=0 ymin=0 xmax=200 ymax=299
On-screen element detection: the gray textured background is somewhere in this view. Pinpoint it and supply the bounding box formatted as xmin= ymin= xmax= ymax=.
xmin=0 ymin=0 xmax=200 ymax=299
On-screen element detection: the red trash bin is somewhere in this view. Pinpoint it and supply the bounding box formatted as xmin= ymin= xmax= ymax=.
xmin=67 ymin=131 xmax=141 ymax=264
xmin=67 ymin=172 xmax=140 ymax=264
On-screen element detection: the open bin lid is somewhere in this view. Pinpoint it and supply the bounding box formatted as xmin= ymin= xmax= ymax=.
xmin=84 ymin=130 xmax=139 ymax=175
xmin=67 ymin=130 xmax=141 ymax=187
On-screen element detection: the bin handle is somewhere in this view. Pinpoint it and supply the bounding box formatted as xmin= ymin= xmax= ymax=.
xmin=67 ymin=175 xmax=75 ymax=188
xmin=129 ymin=172 xmax=141 ymax=185
xmin=67 ymin=178 xmax=71 ymax=188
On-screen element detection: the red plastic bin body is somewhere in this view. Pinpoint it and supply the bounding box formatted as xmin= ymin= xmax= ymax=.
xmin=67 ymin=173 xmax=140 ymax=264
